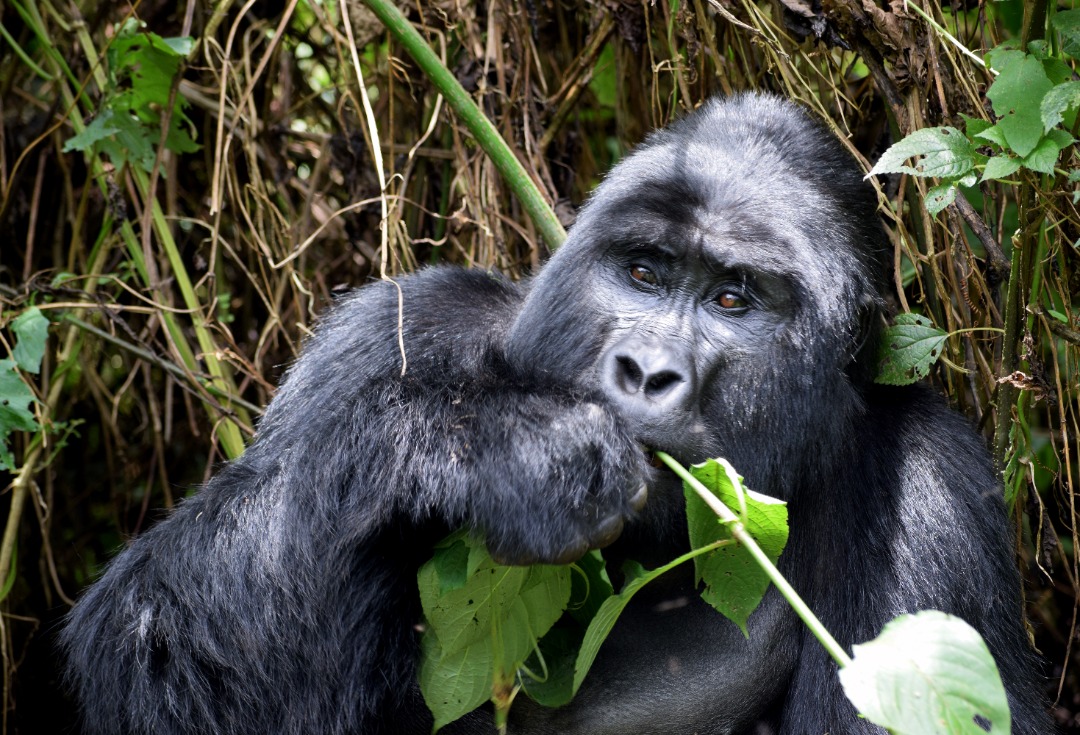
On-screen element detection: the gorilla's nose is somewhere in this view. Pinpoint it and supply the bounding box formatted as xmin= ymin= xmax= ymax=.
xmin=602 ymin=338 xmax=695 ymax=422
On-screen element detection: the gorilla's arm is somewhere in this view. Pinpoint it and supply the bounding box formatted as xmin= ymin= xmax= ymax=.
xmin=62 ymin=267 xmax=648 ymax=735
xmin=780 ymin=386 xmax=1049 ymax=735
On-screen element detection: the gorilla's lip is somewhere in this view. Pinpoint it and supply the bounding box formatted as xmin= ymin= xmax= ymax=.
xmin=640 ymin=443 xmax=674 ymax=470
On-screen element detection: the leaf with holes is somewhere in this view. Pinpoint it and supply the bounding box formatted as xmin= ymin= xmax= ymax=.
xmin=875 ymin=313 xmax=948 ymax=386
xmin=986 ymin=53 xmax=1053 ymax=157
xmin=0 ymin=359 xmax=39 ymax=471
xmin=417 ymin=536 xmax=571 ymax=730
xmin=868 ymin=127 xmax=975 ymax=180
xmin=924 ymin=184 xmax=957 ymax=216
xmin=840 ymin=611 xmax=1010 ymax=735
xmin=1041 ymin=81 xmax=1080 ymax=133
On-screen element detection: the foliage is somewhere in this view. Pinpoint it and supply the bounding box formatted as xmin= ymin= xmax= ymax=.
xmin=418 ymin=532 xmax=571 ymax=729
xmin=62 ymin=20 xmax=198 ymax=172
xmin=0 ymin=307 xmax=47 ymax=470
xmin=419 ymin=454 xmax=1011 ymax=733
xmin=869 ymin=39 xmax=1079 ymax=215
xmin=419 ymin=457 xmax=788 ymax=728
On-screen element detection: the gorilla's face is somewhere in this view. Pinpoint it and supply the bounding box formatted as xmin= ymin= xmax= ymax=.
xmin=506 ymin=95 xmax=887 ymax=494
xmin=588 ymin=206 xmax=798 ymax=456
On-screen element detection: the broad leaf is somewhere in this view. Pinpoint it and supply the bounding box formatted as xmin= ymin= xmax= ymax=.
xmin=1053 ymin=9 xmax=1080 ymax=58
xmin=973 ymin=125 xmax=1009 ymax=149
xmin=839 ymin=611 xmax=1010 ymax=735
xmin=875 ymin=313 xmax=948 ymax=386
xmin=0 ymin=359 xmax=39 ymax=471
xmin=981 ymin=155 xmax=1022 ymax=182
xmin=11 ymin=307 xmax=48 ymax=374
xmin=417 ymin=537 xmax=571 ymax=730
xmin=685 ymin=458 xmax=789 ymax=635
xmin=986 ymin=54 xmax=1053 ymax=157
xmin=924 ymin=183 xmax=956 ymax=216
xmin=868 ymin=127 xmax=974 ymax=180
xmin=521 ymin=551 xmax=613 ymax=707
xmin=1023 ymin=134 xmax=1070 ymax=175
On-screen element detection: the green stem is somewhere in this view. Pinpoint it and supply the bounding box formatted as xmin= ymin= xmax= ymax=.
xmin=359 ymin=0 xmax=567 ymax=249
xmin=993 ymin=193 xmax=1032 ymax=472
xmin=655 ymin=451 xmax=853 ymax=669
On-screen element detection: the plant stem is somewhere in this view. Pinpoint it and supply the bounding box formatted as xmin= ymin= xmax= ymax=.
xmin=359 ymin=0 xmax=567 ymax=249
xmin=654 ymin=451 xmax=853 ymax=668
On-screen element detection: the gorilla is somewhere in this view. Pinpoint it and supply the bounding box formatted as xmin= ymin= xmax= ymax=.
xmin=63 ymin=94 xmax=1049 ymax=734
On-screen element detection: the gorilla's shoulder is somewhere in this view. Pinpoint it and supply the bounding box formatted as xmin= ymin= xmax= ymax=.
xmin=330 ymin=266 xmax=520 ymax=315
xmin=313 ymin=266 xmax=524 ymax=343
xmin=263 ymin=266 xmax=527 ymax=423
xmin=865 ymin=383 xmax=999 ymax=496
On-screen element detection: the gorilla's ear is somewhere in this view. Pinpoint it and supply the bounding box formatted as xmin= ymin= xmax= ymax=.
xmin=848 ymin=293 xmax=886 ymax=385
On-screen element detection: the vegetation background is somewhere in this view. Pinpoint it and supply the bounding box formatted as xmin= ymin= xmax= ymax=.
xmin=0 ymin=0 xmax=1077 ymax=731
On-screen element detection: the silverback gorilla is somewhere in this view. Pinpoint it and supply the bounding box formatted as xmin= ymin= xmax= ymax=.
xmin=63 ymin=94 xmax=1049 ymax=734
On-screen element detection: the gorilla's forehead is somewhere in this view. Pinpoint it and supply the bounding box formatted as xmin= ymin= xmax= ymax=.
xmin=579 ymin=148 xmax=833 ymax=279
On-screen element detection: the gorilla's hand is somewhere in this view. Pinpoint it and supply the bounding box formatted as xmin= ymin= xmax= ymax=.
xmin=471 ymin=399 xmax=651 ymax=565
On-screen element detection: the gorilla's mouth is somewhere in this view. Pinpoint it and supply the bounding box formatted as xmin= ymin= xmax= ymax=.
xmin=641 ymin=444 xmax=679 ymax=472
xmin=646 ymin=449 xmax=666 ymax=469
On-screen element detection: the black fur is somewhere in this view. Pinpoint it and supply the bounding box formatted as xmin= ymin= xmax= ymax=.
xmin=63 ymin=94 xmax=1050 ymax=734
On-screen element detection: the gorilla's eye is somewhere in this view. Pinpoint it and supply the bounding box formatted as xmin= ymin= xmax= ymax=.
xmin=629 ymin=265 xmax=658 ymax=285
xmin=717 ymin=291 xmax=747 ymax=310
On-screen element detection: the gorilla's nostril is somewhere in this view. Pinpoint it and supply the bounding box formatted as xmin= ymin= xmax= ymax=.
xmin=644 ymin=370 xmax=683 ymax=397
xmin=616 ymin=355 xmax=644 ymax=392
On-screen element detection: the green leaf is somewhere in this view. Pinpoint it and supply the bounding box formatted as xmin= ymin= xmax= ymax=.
xmin=520 ymin=626 xmax=580 ymax=707
xmin=431 ymin=533 xmax=472 ymax=595
xmin=981 ymin=155 xmax=1022 ymax=182
xmin=521 ymin=551 xmax=613 ymax=708
xmin=1042 ymin=57 xmax=1073 ymax=86
xmin=0 ymin=359 xmax=39 ymax=471
xmin=568 ymin=530 xmax=739 ymax=697
xmin=1053 ymin=9 xmax=1080 ymax=58
xmin=1047 ymin=310 xmax=1069 ymax=324
xmin=924 ymin=183 xmax=956 ymax=216
xmin=961 ymin=115 xmax=992 ymax=139
xmin=1022 ymin=134 xmax=1068 ymax=175
xmin=974 ymin=124 xmax=1009 ymax=149
xmin=868 ymin=127 xmax=974 ymax=180
xmin=417 ymin=537 xmax=571 ymax=729
xmin=67 ymin=24 xmax=199 ymax=172
xmin=162 ymin=36 xmax=195 ymax=57
xmin=571 ymin=561 xmax=659 ymax=694
xmin=419 ymin=631 xmax=494 ymax=731
xmin=11 ymin=307 xmax=48 ymax=374
xmin=63 ymin=108 xmax=124 ymax=153
xmin=984 ymin=46 xmax=1024 ymax=75
xmin=1047 ymin=129 xmax=1075 ymax=148
xmin=839 ymin=611 xmax=1011 ymax=735
xmin=589 ymin=43 xmax=617 ymax=109
xmin=875 ymin=313 xmax=948 ymax=386
xmin=685 ymin=458 xmax=789 ymax=635
xmin=1042 ymin=82 xmax=1080 ymax=133
xmin=986 ymin=54 xmax=1054 ymax=157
